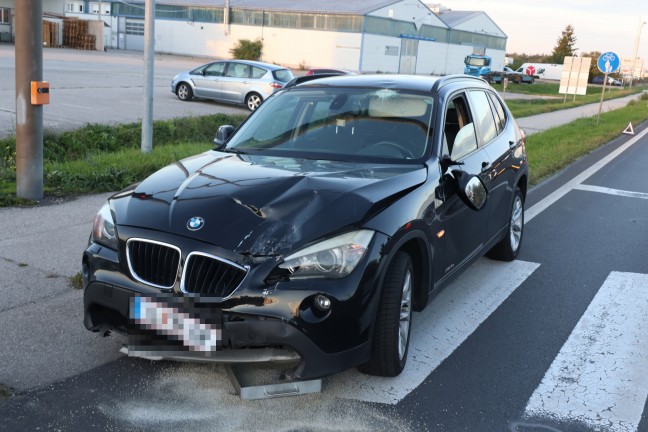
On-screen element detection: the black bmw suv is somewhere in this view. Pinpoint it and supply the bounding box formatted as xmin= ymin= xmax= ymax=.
xmin=83 ymin=74 xmax=528 ymax=380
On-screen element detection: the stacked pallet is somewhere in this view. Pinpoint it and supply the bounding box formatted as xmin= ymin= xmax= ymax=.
xmin=42 ymin=21 xmax=60 ymax=48
xmin=63 ymin=18 xmax=96 ymax=50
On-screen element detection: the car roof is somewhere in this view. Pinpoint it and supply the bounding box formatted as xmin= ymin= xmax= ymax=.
xmin=292 ymin=74 xmax=489 ymax=93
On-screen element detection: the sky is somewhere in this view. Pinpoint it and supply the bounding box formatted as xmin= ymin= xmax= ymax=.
xmin=440 ymin=0 xmax=648 ymax=62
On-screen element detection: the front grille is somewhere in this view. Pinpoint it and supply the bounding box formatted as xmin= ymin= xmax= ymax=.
xmin=127 ymin=239 xmax=181 ymax=289
xmin=182 ymin=252 xmax=247 ymax=297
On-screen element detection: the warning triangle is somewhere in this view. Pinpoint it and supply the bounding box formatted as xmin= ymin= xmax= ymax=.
xmin=623 ymin=122 xmax=634 ymax=135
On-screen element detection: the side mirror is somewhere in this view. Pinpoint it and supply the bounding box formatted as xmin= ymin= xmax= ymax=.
xmin=214 ymin=125 xmax=235 ymax=147
xmin=440 ymin=154 xmax=464 ymax=171
xmin=454 ymin=171 xmax=488 ymax=211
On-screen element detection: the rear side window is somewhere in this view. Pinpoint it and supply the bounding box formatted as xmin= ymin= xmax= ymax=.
xmin=251 ymin=66 xmax=266 ymax=79
xmin=226 ymin=63 xmax=250 ymax=78
xmin=487 ymin=92 xmax=507 ymax=133
xmin=273 ymin=69 xmax=294 ymax=83
xmin=468 ymin=91 xmax=497 ymax=145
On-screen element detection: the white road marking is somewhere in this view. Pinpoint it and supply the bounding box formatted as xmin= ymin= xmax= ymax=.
xmin=525 ymin=126 xmax=648 ymax=223
xmin=326 ymin=258 xmax=540 ymax=404
xmin=524 ymin=272 xmax=648 ymax=432
xmin=574 ymin=184 xmax=648 ymax=200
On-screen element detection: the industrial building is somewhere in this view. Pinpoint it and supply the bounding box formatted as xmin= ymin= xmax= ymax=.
xmin=0 ymin=0 xmax=508 ymax=75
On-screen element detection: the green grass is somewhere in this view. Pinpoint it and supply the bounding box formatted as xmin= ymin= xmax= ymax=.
xmin=69 ymin=272 xmax=83 ymax=290
xmin=501 ymin=85 xmax=645 ymax=118
xmin=46 ymin=141 xmax=213 ymax=194
xmin=527 ymin=93 xmax=648 ymax=184
xmin=0 ymin=114 xmax=245 ymax=206
xmin=0 ymin=383 xmax=12 ymax=399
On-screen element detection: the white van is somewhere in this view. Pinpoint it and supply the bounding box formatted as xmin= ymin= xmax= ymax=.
xmin=516 ymin=63 xmax=563 ymax=81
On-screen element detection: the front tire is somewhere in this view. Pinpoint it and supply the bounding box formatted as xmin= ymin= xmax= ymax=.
xmin=245 ymin=92 xmax=262 ymax=111
xmin=359 ymin=251 xmax=413 ymax=377
xmin=176 ymin=83 xmax=193 ymax=101
xmin=487 ymin=186 xmax=524 ymax=261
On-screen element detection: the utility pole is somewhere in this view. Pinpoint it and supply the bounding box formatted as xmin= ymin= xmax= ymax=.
xmin=629 ymin=19 xmax=646 ymax=88
xmin=141 ymin=0 xmax=155 ymax=153
xmin=14 ymin=1 xmax=43 ymax=200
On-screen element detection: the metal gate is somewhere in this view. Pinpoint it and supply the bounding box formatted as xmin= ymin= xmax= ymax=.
xmin=399 ymin=38 xmax=418 ymax=74
xmin=118 ymin=18 xmax=144 ymax=51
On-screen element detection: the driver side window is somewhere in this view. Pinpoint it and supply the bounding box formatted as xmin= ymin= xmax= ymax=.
xmin=204 ymin=62 xmax=225 ymax=77
xmin=443 ymin=95 xmax=477 ymax=160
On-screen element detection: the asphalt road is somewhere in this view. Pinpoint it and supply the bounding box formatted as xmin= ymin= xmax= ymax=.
xmin=0 ymin=44 xmax=248 ymax=138
xmin=1 ymin=45 xmax=648 ymax=432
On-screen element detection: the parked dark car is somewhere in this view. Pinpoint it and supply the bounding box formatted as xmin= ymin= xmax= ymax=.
xmin=171 ymin=59 xmax=294 ymax=111
xmin=305 ymin=68 xmax=354 ymax=76
xmin=591 ymin=75 xmax=622 ymax=86
xmin=84 ymin=74 xmax=528 ymax=380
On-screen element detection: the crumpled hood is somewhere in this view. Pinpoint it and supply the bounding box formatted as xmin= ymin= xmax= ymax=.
xmin=110 ymin=151 xmax=427 ymax=256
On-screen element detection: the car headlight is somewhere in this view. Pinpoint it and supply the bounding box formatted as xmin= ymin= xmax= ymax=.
xmin=278 ymin=230 xmax=374 ymax=279
xmin=91 ymin=202 xmax=118 ymax=250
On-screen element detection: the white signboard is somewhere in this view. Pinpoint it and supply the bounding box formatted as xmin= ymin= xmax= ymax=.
xmin=559 ymin=56 xmax=592 ymax=96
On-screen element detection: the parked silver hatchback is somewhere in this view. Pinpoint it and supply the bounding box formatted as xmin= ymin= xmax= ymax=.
xmin=171 ymin=59 xmax=294 ymax=111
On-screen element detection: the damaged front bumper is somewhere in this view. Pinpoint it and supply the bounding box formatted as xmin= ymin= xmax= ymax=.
xmin=82 ymin=228 xmax=388 ymax=380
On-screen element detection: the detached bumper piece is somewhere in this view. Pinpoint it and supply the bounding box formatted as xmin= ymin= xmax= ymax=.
xmin=119 ymin=346 xmax=322 ymax=400
xmin=225 ymin=363 xmax=322 ymax=400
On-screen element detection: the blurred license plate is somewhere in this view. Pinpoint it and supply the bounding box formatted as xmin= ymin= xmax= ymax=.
xmin=130 ymin=296 xmax=221 ymax=352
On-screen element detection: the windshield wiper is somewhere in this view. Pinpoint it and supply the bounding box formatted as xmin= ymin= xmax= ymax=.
xmin=221 ymin=147 xmax=249 ymax=155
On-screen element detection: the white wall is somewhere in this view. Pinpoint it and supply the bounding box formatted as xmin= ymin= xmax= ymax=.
xmin=360 ymin=34 xmax=401 ymax=73
xmin=416 ymin=41 xmax=452 ymax=75
xmin=256 ymin=27 xmax=362 ymax=70
xmin=444 ymin=44 xmax=474 ymax=75
xmin=44 ymin=0 xmax=66 ymax=15
xmin=154 ymin=21 xmax=362 ymax=71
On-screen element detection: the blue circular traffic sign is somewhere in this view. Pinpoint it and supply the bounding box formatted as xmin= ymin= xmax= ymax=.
xmin=597 ymin=52 xmax=620 ymax=74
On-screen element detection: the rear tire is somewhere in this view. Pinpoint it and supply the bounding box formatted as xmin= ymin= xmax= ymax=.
xmin=487 ymin=186 xmax=524 ymax=261
xmin=358 ymin=251 xmax=413 ymax=377
xmin=245 ymin=92 xmax=262 ymax=111
xmin=176 ymin=83 xmax=193 ymax=101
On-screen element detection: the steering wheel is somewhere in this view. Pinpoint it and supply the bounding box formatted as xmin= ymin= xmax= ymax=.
xmin=371 ymin=141 xmax=415 ymax=159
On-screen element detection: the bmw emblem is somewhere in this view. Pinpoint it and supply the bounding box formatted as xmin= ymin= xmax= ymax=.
xmin=187 ymin=216 xmax=204 ymax=231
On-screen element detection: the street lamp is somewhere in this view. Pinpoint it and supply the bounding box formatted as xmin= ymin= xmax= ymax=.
xmin=629 ymin=19 xmax=646 ymax=88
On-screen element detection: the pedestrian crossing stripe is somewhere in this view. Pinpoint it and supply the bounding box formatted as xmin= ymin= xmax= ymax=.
xmin=327 ymin=258 xmax=541 ymax=404
xmin=524 ymin=272 xmax=648 ymax=432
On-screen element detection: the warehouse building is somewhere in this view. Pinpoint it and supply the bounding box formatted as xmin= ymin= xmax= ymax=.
xmin=0 ymin=0 xmax=507 ymax=75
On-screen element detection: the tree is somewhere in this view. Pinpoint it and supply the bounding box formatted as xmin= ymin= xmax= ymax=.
xmin=580 ymin=51 xmax=602 ymax=82
xmin=550 ymin=25 xmax=578 ymax=64
xmin=506 ymin=52 xmax=552 ymax=70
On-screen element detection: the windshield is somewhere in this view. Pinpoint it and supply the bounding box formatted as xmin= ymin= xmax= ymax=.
xmin=226 ymin=87 xmax=434 ymax=163
xmin=467 ymin=57 xmax=487 ymax=66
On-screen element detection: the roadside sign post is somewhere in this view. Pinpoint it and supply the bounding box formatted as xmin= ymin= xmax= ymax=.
xmin=596 ymin=52 xmax=620 ymax=125
xmin=559 ymin=56 xmax=591 ymax=103
xmin=15 ymin=1 xmax=44 ymax=200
